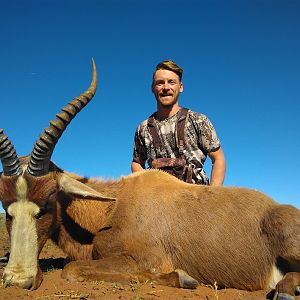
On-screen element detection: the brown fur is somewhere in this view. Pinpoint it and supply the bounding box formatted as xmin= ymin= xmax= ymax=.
xmin=0 ymin=175 xmax=19 ymax=209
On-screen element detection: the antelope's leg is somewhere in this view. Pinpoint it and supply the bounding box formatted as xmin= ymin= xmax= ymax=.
xmin=61 ymin=257 xmax=198 ymax=289
xmin=273 ymin=272 xmax=300 ymax=300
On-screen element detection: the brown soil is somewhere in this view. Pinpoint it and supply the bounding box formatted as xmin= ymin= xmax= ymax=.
xmin=0 ymin=214 xmax=297 ymax=300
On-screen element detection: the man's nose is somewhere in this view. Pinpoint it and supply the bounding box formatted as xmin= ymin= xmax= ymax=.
xmin=162 ymin=83 xmax=170 ymax=89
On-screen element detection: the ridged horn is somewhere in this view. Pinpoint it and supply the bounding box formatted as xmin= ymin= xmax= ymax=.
xmin=0 ymin=129 xmax=21 ymax=176
xmin=27 ymin=58 xmax=98 ymax=177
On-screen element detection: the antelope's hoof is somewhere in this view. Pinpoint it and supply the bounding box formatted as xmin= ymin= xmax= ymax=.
xmin=273 ymin=292 xmax=295 ymax=300
xmin=175 ymin=269 xmax=199 ymax=289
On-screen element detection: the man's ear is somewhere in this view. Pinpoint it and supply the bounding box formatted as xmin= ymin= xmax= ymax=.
xmin=151 ymin=82 xmax=155 ymax=93
xmin=58 ymin=173 xmax=116 ymax=202
xmin=180 ymin=82 xmax=184 ymax=93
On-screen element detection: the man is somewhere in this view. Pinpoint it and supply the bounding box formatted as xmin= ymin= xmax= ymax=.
xmin=131 ymin=60 xmax=226 ymax=186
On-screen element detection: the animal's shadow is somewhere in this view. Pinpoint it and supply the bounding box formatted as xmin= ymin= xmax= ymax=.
xmin=0 ymin=254 xmax=66 ymax=272
xmin=39 ymin=257 xmax=67 ymax=272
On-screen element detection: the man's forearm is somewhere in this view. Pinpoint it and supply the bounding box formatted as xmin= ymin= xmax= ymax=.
xmin=131 ymin=161 xmax=145 ymax=173
xmin=210 ymin=159 xmax=226 ymax=186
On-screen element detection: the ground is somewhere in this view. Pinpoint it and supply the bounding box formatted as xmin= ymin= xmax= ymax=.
xmin=0 ymin=214 xmax=297 ymax=300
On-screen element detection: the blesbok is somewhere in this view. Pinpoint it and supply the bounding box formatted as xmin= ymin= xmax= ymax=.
xmin=0 ymin=60 xmax=299 ymax=300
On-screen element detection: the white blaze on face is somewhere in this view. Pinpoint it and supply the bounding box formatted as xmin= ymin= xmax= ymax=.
xmin=4 ymin=176 xmax=40 ymax=288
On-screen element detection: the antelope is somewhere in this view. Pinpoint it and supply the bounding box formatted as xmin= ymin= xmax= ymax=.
xmin=0 ymin=60 xmax=299 ymax=300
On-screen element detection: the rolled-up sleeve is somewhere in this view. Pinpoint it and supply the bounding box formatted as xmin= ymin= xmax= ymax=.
xmin=199 ymin=115 xmax=220 ymax=154
xmin=132 ymin=126 xmax=148 ymax=165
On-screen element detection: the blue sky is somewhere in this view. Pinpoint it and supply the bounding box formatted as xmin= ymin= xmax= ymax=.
xmin=0 ymin=0 xmax=299 ymax=210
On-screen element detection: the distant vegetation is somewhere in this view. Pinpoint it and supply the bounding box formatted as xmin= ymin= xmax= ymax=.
xmin=0 ymin=213 xmax=5 ymax=228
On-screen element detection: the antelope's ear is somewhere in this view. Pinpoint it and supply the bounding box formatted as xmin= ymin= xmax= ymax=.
xmin=57 ymin=173 xmax=116 ymax=202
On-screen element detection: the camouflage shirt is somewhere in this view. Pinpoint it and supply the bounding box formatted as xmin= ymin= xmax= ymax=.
xmin=132 ymin=108 xmax=221 ymax=184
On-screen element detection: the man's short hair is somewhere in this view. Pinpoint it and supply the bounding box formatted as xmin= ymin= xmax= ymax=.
xmin=154 ymin=60 xmax=184 ymax=81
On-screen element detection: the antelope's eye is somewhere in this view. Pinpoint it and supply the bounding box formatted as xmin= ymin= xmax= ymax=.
xmin=35 ymin=208 xmax=46 ymax=219
xmin=4 ymin=207 xmax=13 ymax=221
xmin=5 ymin=211 xmax=12 ymax=221
xmin=35 ymin=205 xmax=53 ymax=219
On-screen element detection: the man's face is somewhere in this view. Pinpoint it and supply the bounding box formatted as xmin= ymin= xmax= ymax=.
xmin=152 ymin=69 xmax=183 ymax=107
